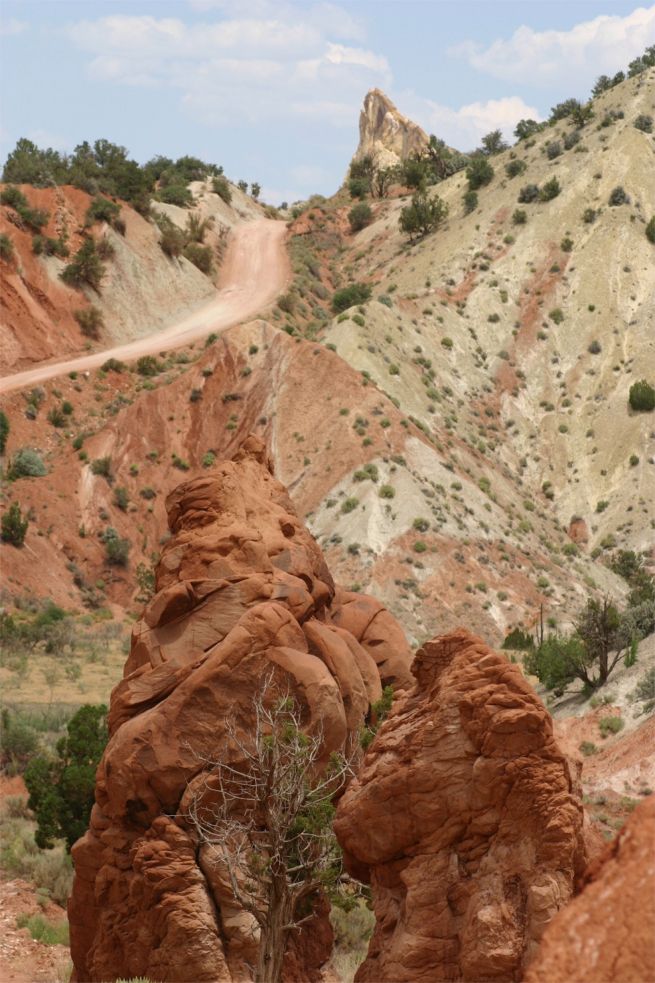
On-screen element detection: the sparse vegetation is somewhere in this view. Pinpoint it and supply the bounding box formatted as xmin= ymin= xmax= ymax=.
xmin=1 ymin=502 xmax=29 ymax=546
xmin=332 ymin=283 xmax=371 ymax=313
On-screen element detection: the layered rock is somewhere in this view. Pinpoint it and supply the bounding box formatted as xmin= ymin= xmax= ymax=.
xmin=525 ymin=794 xmax=655 ymax=983
xmin=334 ymin=629 xmax=587 ymax=983
xmin=354 ymin=88 xmax=429 ymax=168
xmin=68 ymin=435 xmax=413 ymax=983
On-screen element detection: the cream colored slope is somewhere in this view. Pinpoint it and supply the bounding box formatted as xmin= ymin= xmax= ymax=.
xmin=334 ymin=68 xmax=655 ymax=554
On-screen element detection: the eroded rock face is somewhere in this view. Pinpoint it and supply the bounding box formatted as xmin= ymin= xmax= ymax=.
xmin=525 ymin=794 xmax=655 ymax=983
xmin=334 ymin=629 xmax=587 ymax=983
xmin=354 ymin=88 xmax=429 ymax=168
xmin=68 ymin=435 xmax=413 ymax=983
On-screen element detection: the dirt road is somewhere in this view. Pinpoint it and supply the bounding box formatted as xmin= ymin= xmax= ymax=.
xmin=0 ymin=218 xmax=289 ymax=395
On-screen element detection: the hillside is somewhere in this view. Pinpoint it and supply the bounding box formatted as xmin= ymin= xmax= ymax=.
xmin=0 ymin=70 xmax=653 ymax=652
xmin=0 ymin=179 xmax=264 ymax=372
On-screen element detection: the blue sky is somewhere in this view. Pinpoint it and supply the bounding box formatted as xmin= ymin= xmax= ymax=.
xmin=1 ymin=1 xmax=653 ymax=203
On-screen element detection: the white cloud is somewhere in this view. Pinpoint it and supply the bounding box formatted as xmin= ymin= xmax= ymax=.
xmin=397 ymin=92 xmax=542 ymax=152
xmin=0 ymin=17 xmax=28 ymax=36
xmin=453 ymin=5 xmax=655 ymax=87
xmin=66 ymin=6 xmax=389 ymax=129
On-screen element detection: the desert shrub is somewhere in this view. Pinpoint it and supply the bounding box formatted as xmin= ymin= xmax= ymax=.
xmin=136 ymin=355 xmax=162 ymax=377
xmin=47 ymin=407 xmax=66 ymax=428
xmin=0 ymin=410 xmax=9 ymax=454
xmin=609 ymin=186 xmax=630 ymax=206
xmin=518 ymin=184 xmax=540 ymax=203
xmin=202 ymin=451 xmax=216 ymax=468
xmin=348 ymin=176 xmax=370 ymax=199
xmin=61 ymin=239 xmax=105 ymax=291
xmin=636 ymin=668 xmax=655 ymax=702
xmin=32 ymin=235 xmax=69 ymax=258
xmin=0 ymin=233 xmax=14 ymax=261
xmin=502 ymin=627 xmax=534 ymax=650
xmin=332 ymin=283 xmax=371 ymax=313
xmin=0 ymin=708 xmax=38 ymax=768
xmin=505 ymin=159 xmax=526 ymax=178
xmin=549 ymin=308 xmax=565 ymax=324
xmin=646 ymin=217 xmax=655 ymax=244
xmin=113 ymin=487 xmax=129 ymax=511
xmin=330 ymin=899 xmax=375 ymax=983
xmin=462 ymin=190 xmax=478 ymax=214
xmin=0 ymin=185 xmax=27 ymax=208
xmin=540 ymin=178 xmax=561 ymax=201
xmin=341 ymin=497 xmax=359 ymax=514
xmin=157 ymin=216 xmax=186 ymax=257
xmin=599 ymin=716 xmax=624 ymax=738
xmin=546 ymin=141 xmax=562 ymax=160
xmin=512 ymin=209 xmax=527 ymax=225
xmin=348 ymin=202 xmax=372 ymax=233
xmin=101 ymin=357 xmax=125 ymax=373
xmin=378 ymin=484 xmax=395 ymax=499
xmin=413 ymin=517 xmax=429 ymax=532
xmin=413 ymin=541 xmax=427 ymax=553
xmin=634 ymin=114 xmax=653 ymax=133
xmin=563 ymin=131 xmax=580 ymax=150
xmin=139 ymin=486 xmax=156 ymax=499
xmin=103 ymin=528 xmax=130 ymax=566
xmin=629 ymin=380 xmax=655 ymax=412
xmin=212 ymin=176 xmax=232 ymax=203
xmin=561 ymin=236 xmax=574 ymax=252
xmin=183 ymin=242 xmax=213 ymax=274
xmin=583 ymin=208 xmax=597 ymax=224
xmin=465 ymin=157 xmax=494 ymax=191
xmin=157 ymin=184 xmax=192 ymax=207
xmin=74 ymin=306 xmax=104 ymax=339
xmin=588 ymin=340 xmax=601 ymax=354
xmin=85 ymin=196 xmax=121 ymax=227
xmin=16 ymin=913 xmax=69 ymax=946
xmin=579 ymin=741 xmax=597 ymax=756
xmin=24 ymin=704 xmax=108 ymax=851
xmin=399 ymin=189 xmax=448 ymax=240
xmin=8 ymin=447 xmax=47 ymax=479
xmin=90 ymin=456 xmax=112 ymax=480
xmin=95 ymin=237 xmax=115 ymax=260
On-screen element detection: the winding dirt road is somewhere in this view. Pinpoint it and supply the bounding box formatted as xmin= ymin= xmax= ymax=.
xmin=0 ymin=218 xmax=289 ymax=395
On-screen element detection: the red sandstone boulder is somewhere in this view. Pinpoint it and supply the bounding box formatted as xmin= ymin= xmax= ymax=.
xmin=68 ymin=436 xmax=413 ymax=983
xmin=334 ymin=629 xmax=587 ymax=983
xmin=524 ymin=794 xmax=655 ymax=983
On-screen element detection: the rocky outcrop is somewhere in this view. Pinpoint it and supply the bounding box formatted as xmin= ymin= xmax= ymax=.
xmin=334 ymin=629 xmax=587 ymax=983
xmin=354 ymin=89 xmax=428 ymax=168
xmin=68 ymin=435 xmax=413 ymax=983
xmin=525 ymin=794 xmax=655 ymax=983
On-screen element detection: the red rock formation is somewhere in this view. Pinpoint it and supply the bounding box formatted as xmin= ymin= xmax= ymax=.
xmin=567 ymin=516 xmax=589 ymax=546
xmin=525 ymin=795 xmax=655 ymax=983
xmin=68 ymin=435 xmax=412 ymax=983
xmin=334 ymin=629 xmax=587 ymax=983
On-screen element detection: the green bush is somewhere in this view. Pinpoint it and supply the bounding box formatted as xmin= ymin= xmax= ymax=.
xmin=61 ymin=239 xmax=105 ymax=291
xmin=348 ymin=176 xmax=370 ymax=199
xmin=113 ymin=487 xmax=129 ymax=511
xmin=157 ymin=184 xmax=192 ymax=207
xmin=332 ymin=283 xmax=372 ymax=313
xmin=156 ymin=215 xmax=186 ymax=257
xmin=599 ymin=715 xmax=624 ymax=738
xmin=465 ymin=157 xmax=494 ymax=191
xmin=579 ymin=741 xmax=597 ymax=756
xmin=462 ymin=190 xmax=478 ymax=214
xmin=74 ymin=306 xmax=104 ymax=339
xmin=24 ymin=704 xmax=108 ymax=851
xmin=8 ymin=447 xmax=47 ymax=479
xmin=1 ymin=708 xmax=38 ymax=768
xmin=341 ymin=497 xmax=359 ymax=514
xmin=0 ymin=410 xmax=9 ymax=454
xmin=136 ymin=355 xmax=162 ymax=377
xmin=540 ymin=178 xmax=561 ymax=201
xmin=505 ymin=159 xmax=526 ymax=179
xmin=0 ymin=233 xmax=14 ymax=261
xmin=609 ymin=186 xmax=630 ymax=206
xmin=85 ymin=195 xmax=121 ymax=227
xmin=212 ymin=176 xmax=232 ymax=203
xmin=512 ymin=209 xmax=527 ymax=225
xmin=32 ymin=234 xmax=69 ymax=258
xmin=183 ymin=242 xmax=213 ymax=274
xmin=90 ymin=456 xmax=112 ymax=480
xmin=103 ymin=528 xmax=130 ymax=566
xmin=629 ymin=380 xmax=655 ymax=412
xmin=399 ymin=189 xmax=448 ymax=240
xmin=348 ymin=202 xmax=373 ymax=232
xmin=502 ymin=627 xmax=534 ymax=650
xmin=16 ymin=913 xmax=69 ymax=946
xmin=518 ymin=184 xmax=540 ymax=203
xmin=646 ymin=217 xmax=655 ymax=244
xmin=378 ymin=484 xmax=395 ymax=499
xmin=0 ymin=185 xmax=27 ymax=208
